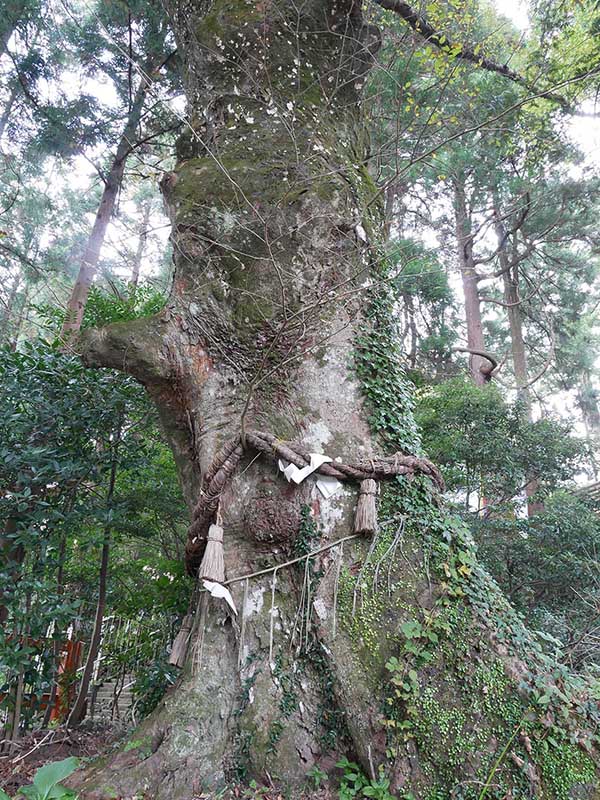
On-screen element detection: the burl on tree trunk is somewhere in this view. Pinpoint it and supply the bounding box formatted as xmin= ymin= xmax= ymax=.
xmin=72 ymin=1 xmax=599 ymax=798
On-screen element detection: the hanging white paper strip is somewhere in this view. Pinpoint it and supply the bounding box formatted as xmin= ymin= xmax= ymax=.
xmin=203 ymin=579 xmax=238 ymax=615
xmin=316 ymin=474 xmax=342 ymax=499
xmin=278 ymin=452 xmax=332 ymax=484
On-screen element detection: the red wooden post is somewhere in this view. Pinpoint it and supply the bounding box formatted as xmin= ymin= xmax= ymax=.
xmin=50 ymin=640 xmax=83 ymax=722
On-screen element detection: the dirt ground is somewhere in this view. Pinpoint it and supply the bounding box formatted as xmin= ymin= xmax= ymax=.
xmin=0 ymin=725 xmax=336 ymax=798
xmin=0 ymin=723 xmax=116 ymax=796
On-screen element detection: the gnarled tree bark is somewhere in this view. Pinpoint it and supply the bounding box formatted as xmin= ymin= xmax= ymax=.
xmin=68 ymin=2 xmax=599 ymax=798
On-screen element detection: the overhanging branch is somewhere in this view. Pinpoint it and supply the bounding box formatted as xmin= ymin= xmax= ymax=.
xmin=79 ymin=315 xmax=171 ymax=385
xmin=453 ymin=346 xmax=499 ymax=375
xmin=371 ymin=0 xmax=599 ymax=114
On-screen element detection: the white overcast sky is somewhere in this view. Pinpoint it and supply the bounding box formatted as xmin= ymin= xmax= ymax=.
xmin=499 ymin=0 xmax=530 ymax=30
xmin=497 ymin=0 xmax=600 ymax=156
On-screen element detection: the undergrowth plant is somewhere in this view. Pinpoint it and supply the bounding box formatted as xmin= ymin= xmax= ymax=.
xmin=336 ymin=758 xmax=397 ymax=800
xmin=0 ymin=757 xmax=80 ymax=800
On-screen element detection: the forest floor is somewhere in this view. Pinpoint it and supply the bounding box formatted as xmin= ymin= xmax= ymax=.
xmin=211 ymin=790 xmax=332 ymax=800
xmin=0 ymin=723 xmax=116 ymax=796
xmin=0 ymin=724 xmax=335 ymax=798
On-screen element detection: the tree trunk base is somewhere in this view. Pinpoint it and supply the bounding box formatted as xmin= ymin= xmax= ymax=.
xmin=69 ymin=511 xmax=600 ymax=799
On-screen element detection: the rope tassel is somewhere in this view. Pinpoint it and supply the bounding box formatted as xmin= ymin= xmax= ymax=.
xmin=199 ymin=522 xmax=225 ymax=583
xmin=185 ymin=428 xmax=443 ymax=575
xmin=354 ymin=479 xmax=378 ymax=536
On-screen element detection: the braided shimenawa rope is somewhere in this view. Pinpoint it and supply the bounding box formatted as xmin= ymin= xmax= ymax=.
xmin=185 ymin=429 xmax=444 ymax=575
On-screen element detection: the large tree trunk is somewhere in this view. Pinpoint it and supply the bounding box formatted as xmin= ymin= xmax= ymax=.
xmin=0 ymin=79 xmax=19 ymax=140
xmin=70 ymin=2 xmax=599 ymax=797
xmin=454 ymin=181 xmax=489 ymax=386
xmin=130 ymin=198 xmax=152 ymax=289
xmin=493 ymin=210 xmax=543 ymax=516
xmin=501 ymin=266 xmax=530 ymax=411
xmin=0 ymin=273 xmax=20 ymax=344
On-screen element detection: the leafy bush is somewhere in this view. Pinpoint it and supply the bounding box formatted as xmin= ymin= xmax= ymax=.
xmin=0 ymin=338 xmax=188 ymax=730
xmin=34 ymin=283 xmax=166 ymax=335
xmin=476 ymin=491 xmax=600 ymax=665
xmin=132 ymin=655 xmax=178 ymax=719
xmin=415 ymin=377 xmax=585 ymax=507
xmin=415 ymin=377 xmax=600 ymax=669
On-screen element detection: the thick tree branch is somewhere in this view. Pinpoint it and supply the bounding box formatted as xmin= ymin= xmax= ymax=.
xmin=480 ymin=283 xmax=541 ymax=308
xmin=373 ymin=0 xmax=523 ymax=79
xmin=453 ymin=346 xmax=499 ymax=373
xmin=79 ymin=315 xmax=171 ymax=385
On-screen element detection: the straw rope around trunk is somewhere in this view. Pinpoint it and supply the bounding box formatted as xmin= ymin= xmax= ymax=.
xmin=185 ymin=429 xmax=444 ymax=575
